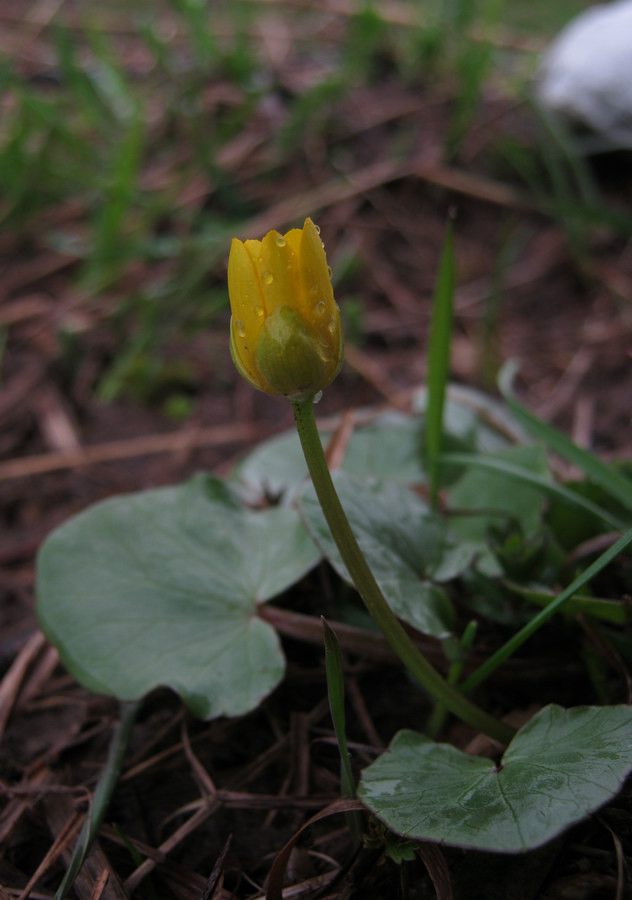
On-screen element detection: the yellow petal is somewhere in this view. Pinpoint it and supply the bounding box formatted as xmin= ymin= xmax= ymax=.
xmin=229 ymin=316 xmax=261 ymax=390
xmin=227 ymin=238 xmax=266 ymax=373
xmin=283 ymin=228 xmax=303 ymax=258
xmin=299 ymin=218 xmax=337 ymax=343
xmin=257 ymin=230 xmax=302 ymax=316
xmin=243 ymin=238 xmax=263 ymax=259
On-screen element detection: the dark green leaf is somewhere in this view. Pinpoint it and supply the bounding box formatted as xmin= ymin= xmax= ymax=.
xmin=360 ymin=705 xmax=632 ymax=852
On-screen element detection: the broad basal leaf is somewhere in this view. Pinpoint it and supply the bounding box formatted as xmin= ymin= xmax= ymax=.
xmin=232 ymin=411 xmax=426 ymax=503
xmin=360 ymin=704 xmax=632 ymax=853
xmin=37 ymin=475 xmax=320 ymax=719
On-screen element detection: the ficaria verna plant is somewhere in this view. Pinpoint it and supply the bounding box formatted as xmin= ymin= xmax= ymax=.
xmin=227 ymin=218 xmax=513 ymax=745
xmin=36 ymin=217 xmax=632 ymax=897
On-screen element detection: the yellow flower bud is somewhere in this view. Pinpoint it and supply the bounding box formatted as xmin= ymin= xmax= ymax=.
xmin=228 ymin=218 xmax=343 ymax=400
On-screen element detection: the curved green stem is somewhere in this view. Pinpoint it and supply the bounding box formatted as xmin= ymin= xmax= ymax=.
xmin=292 ymin=398 xmax=514 ymax=745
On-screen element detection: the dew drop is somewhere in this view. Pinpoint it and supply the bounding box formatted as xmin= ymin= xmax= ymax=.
xmin=315 ymin=300 xmax=326 ymax=315
xmin=236 ymin=319 xmax=246 ymax=337
xmin=313 ymin=390 xmax=323 ymax=404
xmin=314 ymin=224 xmax=321 ymax=234
xmin=275 ymin=235 xmax=286 ymax=247
xmin=327 ymin=265 xmax=333 ymax=279
xmin=255 ymin=305 xmax=264 ymax=318
xmin=262 ymin=271 xmax=274 ymax=285
xmin=327 ymin=317 xmax=336 ymax=334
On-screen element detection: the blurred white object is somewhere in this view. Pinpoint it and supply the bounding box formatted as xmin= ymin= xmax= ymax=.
xmin=537 ymin=0 xmax=632 ymax=149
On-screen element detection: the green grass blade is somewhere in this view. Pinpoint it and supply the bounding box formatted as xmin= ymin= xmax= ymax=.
xmin=84 ymin=35 xmax=138 ymax=125
xmin=169 ymin=0 xmax=218 ymax=64
xmin=499 ymin=361 xmax=632 ymax=516
xmin=426 ymin=619 xmax=478 ymax=738
xmin=506 ymin=581 xmax=632 ymax=625
xmin=425 ymin=222 xmax=455 ymax=510
xmin=55 ymin=701 xmax=140 ymax=900
xmin=54 ymin=26 xmax=109 ymax=127
xmin=322 ymin=618 xmax=356 ymax=802
xmin=87 ymin=115 xmax=144 ymax=285
xmin=322 ymin=618 xmax=363 ymax=844
xmin=442 ymin=452 xmax=627 ymax=531
xmin=461 ymin=528 xmax=632 ymax=694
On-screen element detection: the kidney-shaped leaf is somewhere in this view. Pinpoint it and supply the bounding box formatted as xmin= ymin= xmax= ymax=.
xmin=359 ymin=704 xmax=632 ymax=853
xmin=232 ymin=411 xmax=426 ymax=504
xmin=36 ymin=476 xmax=320 ymax=720
xmin=299 ymin=472 xmax=455 ymax=638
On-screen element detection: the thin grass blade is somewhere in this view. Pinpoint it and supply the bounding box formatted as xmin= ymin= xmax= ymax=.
xmin=322 ymin=618 xmax=356 ymax=800
xmin=442 ymin=451 xmax=627 ymax=531
xmin=55 ymin=701 xmax=140 ymax=900
xmin=506 ymin=580 xmax=632 ymax=625
xmin=461 ymin=528 xmax=632 ymax=694
xmin=425 ymin=222 xmax=455 ymax=509
xmin=322 ymin=618 xmax=363 ymax=844
xmin=499 ymin=361 xmax=632 ymax=516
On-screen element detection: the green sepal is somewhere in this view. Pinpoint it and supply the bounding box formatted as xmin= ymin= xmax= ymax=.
xmin=256 ymin=306 xmax=328 ymax=399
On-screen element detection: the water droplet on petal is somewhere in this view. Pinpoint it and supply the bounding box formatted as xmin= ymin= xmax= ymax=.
xmin=275 ymin=235 xmax=286 ymax=247
xmin=327 ymin=317 xmax=336 ymax=334
xmin=314 ymin=224 xmax=321 ymax=234
xmin=255 ymin=305 xmax=264 ymax=318
xmin=313 ymin=390 xmax=323 ymax=404
xmin=315 ymin=300 xmax=326 ymax=315
xmin=327 ymin=265 xmax=333 ymax=279
xmin=236 ymin=319 xmax=246 ymax=337
xmin=263 ymin=271 xmax=273 ymax=285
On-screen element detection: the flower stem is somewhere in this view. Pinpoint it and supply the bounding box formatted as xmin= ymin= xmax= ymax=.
xmin=292 ymin=397 xmax=514 ymax=745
